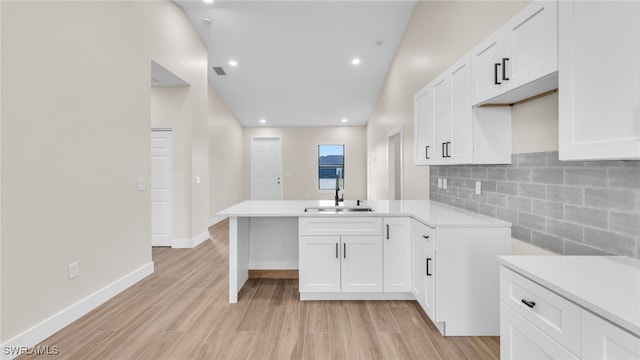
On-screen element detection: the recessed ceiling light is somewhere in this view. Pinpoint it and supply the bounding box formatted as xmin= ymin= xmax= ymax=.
xmin=203 ymin=0 xmax=214 ymax=3
xmin=341 ymin=118 xmax=348 ymax=123
xmin=229 ymin=60 xmax=238 ymax=67
xmin=351 ymin=58 xmax=361 ymax=65
xmin=202 ymin=18 xmax=212 ymax=25
xmin=259 ymin=119 xmax=266 ymax=124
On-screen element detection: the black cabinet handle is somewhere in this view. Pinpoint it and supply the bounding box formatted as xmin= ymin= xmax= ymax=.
xmin=386 ymin=224 xmax=390 ymax=239
xmin=426 ymin=258 xmax=432 ymax=276
xmin=446 ymin=142 xmax=451 ymax=158
xmin=494 ymin=63 xmax=501 ymax=85
xmin=343 ymin=243 xmax=346 ymax=258
xmin=502 ymin=58 xmax=510 ymax=81
xmin=425 ymin=146 xmax=430 ymax=159
xmin=422 ymin=235 xmax=430 ymax=239
xmin=336 ymin=243 xmax=339 ymax=259
xmin=521 ymin=299 xmax=536 ymax=308
xmin=442 ymin=142 xmax=446 ymax=158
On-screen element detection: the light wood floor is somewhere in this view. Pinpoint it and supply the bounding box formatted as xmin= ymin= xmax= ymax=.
xmin=20 ymin=219 xmax=499 ymax=359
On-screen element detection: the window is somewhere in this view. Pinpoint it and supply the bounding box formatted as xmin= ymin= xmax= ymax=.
xmin=318 ymin=144 xmax=344 ymax=190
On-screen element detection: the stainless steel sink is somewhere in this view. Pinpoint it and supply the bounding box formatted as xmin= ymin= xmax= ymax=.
xmin=304 ymin=206 xmax=374 ymax=213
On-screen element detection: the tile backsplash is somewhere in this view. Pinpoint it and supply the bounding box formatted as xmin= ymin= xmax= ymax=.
xmin=429 ymin=152 xmax=640 ymax=258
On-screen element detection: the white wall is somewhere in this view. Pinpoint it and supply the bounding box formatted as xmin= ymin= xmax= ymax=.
xmin=366 ymin=1 xmax=528 ymax=200
xmin=1 ymin=1 xmax=151 ymax=342
xmin=209 ymin=83 xmax=245 ymax=219
xmin=243 ymin=127 xmax=367 ymax=201
xmin=512 ymin=92 xmax=559 ymax=154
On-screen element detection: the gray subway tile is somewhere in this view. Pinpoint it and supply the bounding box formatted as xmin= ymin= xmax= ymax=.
xmin=565 ymin=205 xmax=608 ymax=229
xmin=546 ymin=219 xmax=583 ymax=242
xmin=518 ymin=213 xmax=546 ymax=231
xmin=488 ymin=168 xmax=507 ymax=181
xmin=458 ymin=167 xmax=471 ymax=178
xmin=464 ymin=179 xmax=477 ymax=189
xmin=547 ymin=185 xmax=583 ymax=205
xmin=478 ymin=203 xmax=497 ymax=218
xmin=430 ymin=167 xmax=440 ymax=176
xmin=532 ymin=200 xmax=564 ymax=219
xmin=507 ymin=168 xmax=531 ymax=182
xmin=472 ymin=167 xmax=488 ymax=180
xmin=519 ymin=183 xmax=547 ymax=200
xmin=482 ymin=180 xmax=497 ymax=193
xmin=448 ymin=167 xmax=460 ymax=178
xmin=497 ymin=207 xmax=518 ymax=224
xmin=518 ymin=152 xmax=547 ymax=167
xmin=430 ymin=193 xmax=443 ymax=203
xmin=487 ymin=193 xmax=507 ymax=207
xmin=450 ymin=178 xmax=465 ymax=188
xmin=439 ymin=167 xmax=449 ymax=177
xmin=532 ymin=168 xmax=564 ymax=184
xmin=531 ymin=231 xmax=563 ymax=254
xmin=609 ymin=212 xmax=640 ymax=236
xmin=507 ymin=196 xmax=532 ymax=213
xmin=457 ymin=188 xmax=473 ymax=200
xmin=564 ymin=240 xmax=607 ymax=256
xmin=585 ymin=188 xmax=636 ymax=211
xmin=565 ymin=168 xmax=607 ymax=187
xmin=464 ymin=200 xmax=479 ymax=212
xmin=511 ymin=154 xmax=518 ymax=166
xmin=451 ymin=198 xmax=465 ymax=209
xmin=545 ymin=152 xmax=565 ymax=167
xmin=609 ymin=168 xmax=640 ymax=189
xmin=496 ymin=182 xmax=518 ymax=195
xmin=583 ymin=227 xmax=637 ymax=257
xmin=512 ymin=225 xmax=531 ymax=242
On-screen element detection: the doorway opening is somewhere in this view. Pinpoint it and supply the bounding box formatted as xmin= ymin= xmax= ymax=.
xmin=388 ymin=129 xmax=403 ymax=200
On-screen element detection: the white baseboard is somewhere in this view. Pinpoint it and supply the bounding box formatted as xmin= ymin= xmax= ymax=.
xmin=300 ymin=292 xmax=415 ymax=301
xmin=0 ymin=262 xmax=154 ymax=360
xmin=171 ymin=231 xmax=210 ymax=249
xmin=208 ymin=216 xmax=226 ymax=227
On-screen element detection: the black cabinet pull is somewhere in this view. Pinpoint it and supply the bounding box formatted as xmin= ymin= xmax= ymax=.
xmin=422 ymin=235 xmax=430 ymax=239
xmin=446 ymin=142 xmax=451 ymax=158
xmin=426 ymin=258 xmax=432 ymax=276
xmin=425 ymin=146 xmax=430 ymax=159
xmin=502 ymin=58 xmax=510 ymax=81
xmin=336 ymin=243 xmax=339 ymax=259
xmin=386 ymin=224 xmax=390 ymax=239
xmin=442 ymin=142 xmax=446 ymax=158
xmin=343 ymin=243 xmax=346 ymax=258
xmin=494 ymin=63 xmax=501 ymax=85
xmin=521 ymin=299 xmax=536 ymax=308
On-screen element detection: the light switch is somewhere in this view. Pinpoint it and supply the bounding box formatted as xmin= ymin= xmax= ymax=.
xmin=443 ymin=178 xmax=448 ymax=189
xmin=195 ymin=176 xmax=201 ymax=184
xmin=136 ymin=179 xmax=145 ymax=191
xmin=475 ymin=181 xmax=482 ymax=195
xmin=437 ymin=178 xmax=442 ymax=188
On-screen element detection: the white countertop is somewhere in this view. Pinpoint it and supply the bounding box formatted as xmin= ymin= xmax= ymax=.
xmin=217 ymin=200 xmax=511 ymax=228
xmin=499 ymin=255 xmax=640 ymax=337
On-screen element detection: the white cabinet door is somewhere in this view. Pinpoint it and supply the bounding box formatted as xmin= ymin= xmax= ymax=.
xmin=471 ymin=31 xmax=506 ymax=105
xmin=582 ymin=310 xmax=640 ymax=360
xmin=411 ymin=221 xmax=427 ymax=307
xmin=424 ymin=248 xmax=436 ymax=321
xmin=414 ymin=86 xmax=436 ymax=165
xmin=299 ymin=235 xmax=341 ymax=292
xmin=559 ymin=1 xmax=640 ymax=160
xmin=433 ymin=75 xmax=451 ymax=163
xmin=448 ymin=57 xmax=473 ymax=164
xmin=503 ymin=1 xmax=558 ymax=91
xmin=383 ymin=218 xmax=411 ymax=292
xmin=500 ymin=303 xmax=580 ymax=360
xmin=341 ymin=236 xmax=382 ymax=292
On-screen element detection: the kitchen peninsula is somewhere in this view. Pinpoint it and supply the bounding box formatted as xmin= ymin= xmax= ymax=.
xmin=218 ymin=199 xmax=512 ymax=336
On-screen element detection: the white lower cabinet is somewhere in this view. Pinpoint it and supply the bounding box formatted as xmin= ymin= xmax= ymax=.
xmin=299 ymin=235 xmax=341 ymax=292
xmin=340 ymin=235 xmax=382 ymax=292
xmin=500 ymin=266 xmax=640 ymax=359
xmin=383 ymin=217 xmax=411 ymax=292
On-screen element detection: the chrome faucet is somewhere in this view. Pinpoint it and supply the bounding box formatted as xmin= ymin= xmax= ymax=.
xmin=335 ymin=173 xmax=343 ymax=206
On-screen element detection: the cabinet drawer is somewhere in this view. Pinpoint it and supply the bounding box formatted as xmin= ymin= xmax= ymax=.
xmin=500 ymin=267 xmax=581 ymax=357
xmin=412 ymin=220 xmax=435 ymax=251
xmin=299 ymin=217 xmax=382 ymax=236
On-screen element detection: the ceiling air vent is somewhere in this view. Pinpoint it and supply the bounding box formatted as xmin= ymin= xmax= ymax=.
xmin=213 ymin=67 xmax=226 ymax=76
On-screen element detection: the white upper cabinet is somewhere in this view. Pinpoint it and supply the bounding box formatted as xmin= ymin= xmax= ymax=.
xmin=472 ymin=1 xmax=558 ymax=105
xmin=413 ymin=86 xmax=436 ymax=165
xmin=559 ymin=1 xmax=640 ymax=160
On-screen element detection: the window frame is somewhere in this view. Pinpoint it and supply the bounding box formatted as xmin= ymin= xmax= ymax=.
xmin=317 ymin=144 xmax=345 ymax=191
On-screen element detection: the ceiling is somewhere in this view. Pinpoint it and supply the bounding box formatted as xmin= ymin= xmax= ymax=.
xmin=175 ymin=0 xmax=416 ymax=127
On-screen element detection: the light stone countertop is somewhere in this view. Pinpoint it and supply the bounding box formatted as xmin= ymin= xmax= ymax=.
xmin=499 ymin=255 xmax=640 ymax=337
xmin=217 ymin=200 xmax=511 ymax=228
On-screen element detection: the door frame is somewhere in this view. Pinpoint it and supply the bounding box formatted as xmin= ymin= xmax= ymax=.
xmin=387 ymin=128 xmax=404 ymax=200
xmin=151 ymin=128 xmax=173 ymax=247
xmin=250 ymin=136 xmax=284 ymax=200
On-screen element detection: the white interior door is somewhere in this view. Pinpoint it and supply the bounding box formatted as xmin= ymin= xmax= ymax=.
xmin=151 ymin=130 xmax=172 ymax=246
xmin=251 ymin=137 xmax=283 ymax=200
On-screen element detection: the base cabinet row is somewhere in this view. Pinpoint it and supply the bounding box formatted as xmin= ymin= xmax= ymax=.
xmin=500 ymin=266 xmax=640 ymax=359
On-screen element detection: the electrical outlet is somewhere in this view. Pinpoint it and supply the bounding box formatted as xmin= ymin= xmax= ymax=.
xmin=437 ymin=178 xmax=442 ymax=188
xmin=136 ymin=179 xmax=145 ymax=191
xmin=443 ymin=178 xmax=448 ymax=189
xmin=195 ymin=176 xmax=201 ymax=184
xmin=475 ymin=181 xmax=482 ymax=195
xmin=68 ymin=261 xmax=79 ymax=280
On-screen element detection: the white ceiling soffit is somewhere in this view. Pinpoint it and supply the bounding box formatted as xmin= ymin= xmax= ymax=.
xmin=151 ymin=60 xmax=190 ymax=87
xmin=175 ymin=0 xmax=416 ymax=127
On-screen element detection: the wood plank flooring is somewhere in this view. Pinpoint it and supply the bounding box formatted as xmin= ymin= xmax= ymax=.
xmin=20 ymin=219 xmax=499 ymax=359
